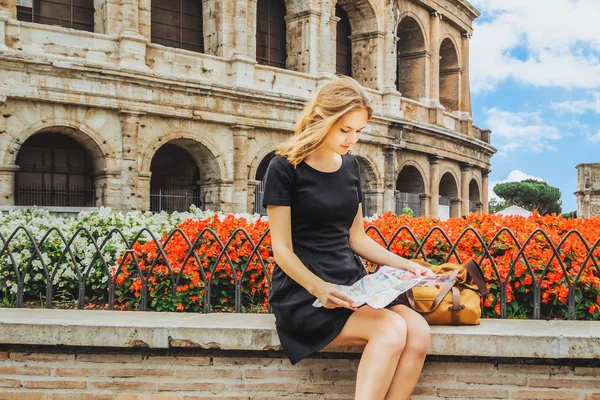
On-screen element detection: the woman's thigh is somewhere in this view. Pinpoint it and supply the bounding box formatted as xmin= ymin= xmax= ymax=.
xmin=330 ymin=305 xmax=407 ymax=348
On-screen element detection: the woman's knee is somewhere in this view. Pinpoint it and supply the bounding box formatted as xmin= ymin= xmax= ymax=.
xmin=369 ymin=311 xmax=407 ymax=354
xmin=406 ymin=315 xmax=431 ymax=356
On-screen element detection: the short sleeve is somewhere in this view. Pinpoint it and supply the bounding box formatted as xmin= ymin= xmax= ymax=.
xmin=354 ymin=156 xmax=363 ymax=203
xmin=262 ymin=156 xmax=295 ymax=208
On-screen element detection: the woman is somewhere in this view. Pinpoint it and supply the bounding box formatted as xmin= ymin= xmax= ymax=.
xmin=263 ymin=77 xmax=433 ymax=400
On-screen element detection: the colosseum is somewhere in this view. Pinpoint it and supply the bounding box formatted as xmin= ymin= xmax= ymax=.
xmin=0 ymin=0 xmax=495 ymax=219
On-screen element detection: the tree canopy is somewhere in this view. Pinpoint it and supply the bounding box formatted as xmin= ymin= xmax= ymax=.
xmin=493 ymin=179 xmax=562 ymax=215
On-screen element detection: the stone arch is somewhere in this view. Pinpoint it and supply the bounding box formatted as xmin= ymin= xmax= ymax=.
xmin=249 ymin=145 xmax=278 ymax=182
xmin=334 ymin=0 xmax=380 ymax=34
xmin=439 ymin=170 xmax=460 ymax=219
xmin=140 ymin=131 xmax=226 ymax=181
xmin=331 ymin=0 xmax=381 ymax=89
xmin=469 ymin=178 xmax=481 ymax=213
xmin=14 ymin=128 xmax=99 ymax=207
xmin=355 ymin=154 xmax=380 ymax=216
xmin=395 ymin=161 xmax=427 ymax=217
xmin=439 ymin=36 xmax=461 ymax=112
xmin=141 ymin=132 xmax=225 ymax=212
xmin=396 ymin=14 xmax=428 ymax=101
xmin=4 ymin=121 xmax=112 ymax=170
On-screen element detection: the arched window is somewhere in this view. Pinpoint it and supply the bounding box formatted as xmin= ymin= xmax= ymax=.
xmin=151 ymin=0 xmax=204 ymax=53
xmin=335 ymin=4 xmax=352 ymax=77
xmin=17 ymin=0 xmax=95 ymax=32
xmin=396 ymin=17 xmax=427 ymax=100
xmin=15 ymin=132 xmax=95 ymax=207
xmin=256 ymin=0 xmax=287 ymax=68
xmin=439 ymin=38 xmax=460 ymax=112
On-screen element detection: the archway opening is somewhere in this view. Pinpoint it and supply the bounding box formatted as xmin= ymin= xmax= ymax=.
xmin=439 ymin=38 xmax=460 ymax=112
xmin=15 ymin=132 xmax=96 ymax=207
xmin=395 ymin=165 xmax=425 ymax=217
xmin=335 ymin=4 xmax=352 ymax=77
xmin=469 ymin=179 xmax=481 ymax=213
xmin=256 ymin=0 xmax=287 ymax=69
xmin=439 ymin=172 xmax=459 ymax=220
xmin=396 ymin=17 xmax=426 ymax=101
xmin=254 ymin=151 xmax=277 ymax=215
xmin=356 ymin=157 xmax=378 ymax=216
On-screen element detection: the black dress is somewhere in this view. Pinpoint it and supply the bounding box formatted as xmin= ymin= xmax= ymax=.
xmin=262 ymin=152 xmax=368 ymax=365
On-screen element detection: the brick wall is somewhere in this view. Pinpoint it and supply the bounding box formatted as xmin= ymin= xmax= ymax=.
xmin=1 ymin=348 xmax=599 ymax=399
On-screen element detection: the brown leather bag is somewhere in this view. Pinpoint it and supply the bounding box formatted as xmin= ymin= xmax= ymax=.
xmin=403 ymin=259 xmax=489 ymax=325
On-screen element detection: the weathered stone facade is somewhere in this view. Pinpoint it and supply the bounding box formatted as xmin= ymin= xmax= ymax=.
xmin=575 ymin=163 xmax=600 ymax=218
xmin=0 ymin=0 xmax=495 ymax=217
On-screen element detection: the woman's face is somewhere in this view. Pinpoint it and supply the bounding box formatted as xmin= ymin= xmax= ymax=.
xmin=323 ymin=108 xmax=369 ymax=155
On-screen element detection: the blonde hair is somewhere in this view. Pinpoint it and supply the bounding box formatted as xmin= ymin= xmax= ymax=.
xmin=277 ymin=77 xmax=373 ymax=167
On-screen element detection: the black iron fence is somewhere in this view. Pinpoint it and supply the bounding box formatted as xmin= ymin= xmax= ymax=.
xmin=0 ymin=225 xmax=599 ymax=320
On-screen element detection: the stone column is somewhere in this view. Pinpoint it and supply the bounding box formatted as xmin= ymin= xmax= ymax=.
xmin=381 ymin=13 xmax=403 ymax=115
xmin=383 ymin=147 xmax=396 ymax=212
xmin=119 ymin=111 xmax=143 ymax=211
xmin=317 ymin=4 xmax=337 ymax=80
xmin=0 ymin=0 xmax=16 ymax=19
xmin=428 ymin=12 xmax=442 ymax=107
xmin=93 ymin=168 xmax=122 ymax=208
xmin=118 ymin=0 xmax=148 ymax=70
xmin=461 ymin=163 xmax=471 ymax=216
xmin=0 ymin=164 xmax=18 ymax=206
xmin=460 ymin=32 xmax=472 ymax=116
xmin=426 ymin=12 xmax=444 ymax=125
xmin=429 ymin=155 xmax=441 ymax=218
xmin=482 ymin=169 xmax=490 ymax=214
xmin=0 ymin=12 xmax=8 ymax=51
xmin=232 ymin=125 xmax=252 ymax=214
xmin=420 ymin=193 xmax=431 ymax=217
xmin=231 ymin=0 xmax=257 ymax=88
xmin=351 ymin=31 xmax=384 ymax=90
xmin=137 ymin=171 xmax=151 ymax=211
xmin=0 ymin=0 xmax=14 ymax=51
xmin=286 ymin=10 xmax=321 ymax=75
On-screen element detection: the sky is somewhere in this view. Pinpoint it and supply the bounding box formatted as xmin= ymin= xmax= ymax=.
xmin=468 ymin=0 xmax=600 ymax=212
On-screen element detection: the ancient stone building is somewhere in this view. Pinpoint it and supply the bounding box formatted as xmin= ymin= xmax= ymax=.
xmin=0 ymin=0 xmax=495 ymax=218
xmin=575 ymin=163 xmax=600 ymax=218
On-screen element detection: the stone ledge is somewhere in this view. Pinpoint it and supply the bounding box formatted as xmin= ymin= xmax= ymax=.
xmin=0 ymin=309 xmax=599 ymax=359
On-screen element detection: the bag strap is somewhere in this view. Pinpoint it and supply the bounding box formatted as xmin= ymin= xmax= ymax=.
xmin=449 ymin=286 xmax=464 ymax=325
xmin=464 ymin=259 xmax=490 ymax=297
xmin=405 ymin=280 xmax=455 ymax=313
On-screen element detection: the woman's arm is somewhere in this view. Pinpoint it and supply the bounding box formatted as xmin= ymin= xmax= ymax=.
xmin=267 ymin=205 xmax=357 ymax=309
xmin=348 ymin=204 xmax=434 ymax=276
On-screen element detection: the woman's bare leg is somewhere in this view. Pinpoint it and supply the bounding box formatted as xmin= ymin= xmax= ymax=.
xmin=384 ymin=305 xmax=431 ymax=400
xmin=330 ymin=306 xmax=408 ymax=400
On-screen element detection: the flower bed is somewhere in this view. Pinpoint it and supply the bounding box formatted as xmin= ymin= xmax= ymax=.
xmin=1 ymin=207 xmax=599 ymax=320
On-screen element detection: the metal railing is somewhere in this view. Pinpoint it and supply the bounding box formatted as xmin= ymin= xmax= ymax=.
xmin=395 ymin=192 xmax=421 ymax=217
xmin=150 ymin=187 xmax=205 ymax=213
xmin=0 ymin=225 xmax=598 ymax=320
xmin=15 ymin=183 xmax=96 ymax=207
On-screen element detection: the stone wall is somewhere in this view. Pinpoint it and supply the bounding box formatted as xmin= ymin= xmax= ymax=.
xmin=0 ymin=349 xmax=599 ymax=399
xmin=0 ymin=310 xmax=599 ymax=399
xmin=0 ymin=0 xmax=495 ymax=216
xmin=576 ymin=163 xmax=600 ymax=218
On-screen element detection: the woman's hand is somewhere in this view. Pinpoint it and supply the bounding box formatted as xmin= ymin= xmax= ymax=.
xmin=312 ymin=282 xmax=358 ymax=311
xmin=401 ymin=260 xmax=436 ymax=277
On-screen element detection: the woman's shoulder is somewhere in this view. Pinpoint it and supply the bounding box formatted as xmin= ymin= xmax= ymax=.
xmin=269 ymin=155 xmax=295 ymax=171
xmin=345 ymin=152 xmax=360 ymax=170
